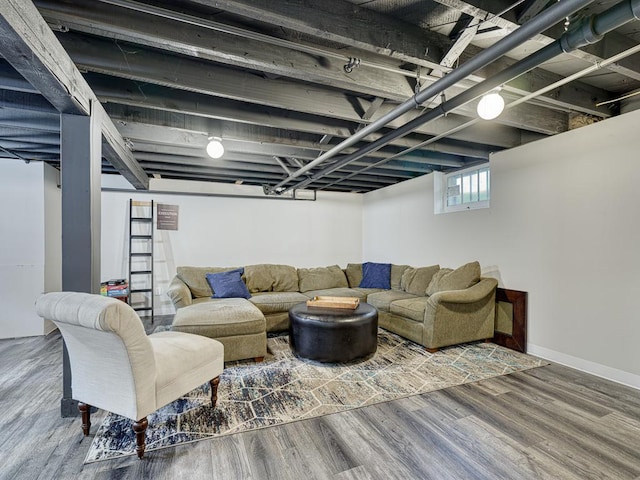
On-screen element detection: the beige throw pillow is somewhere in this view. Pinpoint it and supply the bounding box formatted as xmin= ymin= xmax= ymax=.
xmin=391 ymin=264 xmax=411 ymax=291
xmin=426 ymin=261 xmax=481 ymax=296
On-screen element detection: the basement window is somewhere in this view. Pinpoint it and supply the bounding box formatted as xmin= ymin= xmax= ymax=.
xmin=434 ymin=165 xmax=490 ymax=214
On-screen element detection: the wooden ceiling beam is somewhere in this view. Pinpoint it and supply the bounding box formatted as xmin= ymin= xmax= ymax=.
xmin=0 ymin=0 xmax=148 ymax=189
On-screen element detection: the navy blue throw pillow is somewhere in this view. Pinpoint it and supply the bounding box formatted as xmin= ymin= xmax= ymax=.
xmin=206 ymin=268 xmax=251 ymax=299
xmin=359 ymin=262 xmax=391 ymax=289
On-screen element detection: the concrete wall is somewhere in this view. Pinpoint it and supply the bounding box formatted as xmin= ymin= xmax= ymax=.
xmin=363 ymin=109 xmax=640 ymax=389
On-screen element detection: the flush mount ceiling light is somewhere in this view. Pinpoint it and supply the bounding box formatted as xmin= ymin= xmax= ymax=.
xmin=206 ymin=136 xmax=224 ymax=159
xmin=477 ymin=89 xmax=505 ymax=120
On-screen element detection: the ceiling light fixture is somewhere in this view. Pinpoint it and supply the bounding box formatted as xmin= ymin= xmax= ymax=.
xmin=477 ymin=89 xmax=505 ymax=120
xmin=206 ymin=136 xmax=224 ymax=159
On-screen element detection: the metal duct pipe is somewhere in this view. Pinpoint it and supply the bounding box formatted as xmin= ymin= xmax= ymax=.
xmin=288 ymin=0 xmax=640 ymax=192
xmin=323 ymin=41 xmax=640 ymax=191
xmin=265 ymin=0 xmax=595 ymax=194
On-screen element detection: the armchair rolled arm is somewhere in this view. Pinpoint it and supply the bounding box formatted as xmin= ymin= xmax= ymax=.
xmin=166 ymin=276 xmax=193 ymax=309
xmin=427 ymin=277 xmax=498 ymax=306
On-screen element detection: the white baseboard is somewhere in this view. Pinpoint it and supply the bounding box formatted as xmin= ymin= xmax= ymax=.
xmin=528 ymin=343 xmax=640 ymax=391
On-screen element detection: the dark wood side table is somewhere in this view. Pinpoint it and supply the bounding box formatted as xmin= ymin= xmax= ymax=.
xmin=493 ymin=288 xmax=527 ymax=353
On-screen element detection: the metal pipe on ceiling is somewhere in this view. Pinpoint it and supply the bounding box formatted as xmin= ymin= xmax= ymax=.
xmin=322 ymin=41 xmax=640 ymax=191
xmin=286 ymin=0 xmax=640 ymax=193
xmin=95 ymin=0 xmax=439 ymax=79
xmin=265 ymin=0 xmax=595 ymax=194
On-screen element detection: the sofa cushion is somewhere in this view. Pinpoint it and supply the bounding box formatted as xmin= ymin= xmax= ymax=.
xmin=425 ymin=268 xmax=453 ymax=295
xmin=400 ymin=265 xmax=440 ymax=296
xmin=367 ymin=290 xmax=417 ymax=313
xmin=345 ymin=263 xmax=362 ymax=288
xmin=359 ymin=262 xmax=391 ymax=289
xmin=249 ymin=291 xmax=309 ymax=315
xmin=206 ymin=269 xmax=251 ymax=299
xmin=244 ymin=264 xmax=298 ymax=293
xmin=303 ymin=287 xmax=368 ymax=301
xmin=390 ymin=297 xmax=430 ymax=322
xmin=391 ymin=265 xmax=410 ymax=291
xmin=298 ymin=265 xmax=348 ymax=293
xmin=171 ymin=298 xmax=265 ymax=337
xmin=177 ymin=266 xmax=240 ymax=298
xmin=351 ymin=287 xmax=386 ymax=299
xmin=426 ymin=261 xmax=481 ymax=296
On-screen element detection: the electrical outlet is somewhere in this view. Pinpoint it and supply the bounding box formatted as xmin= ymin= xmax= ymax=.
xmin=155 ymin=287 xmax=162 ymax=296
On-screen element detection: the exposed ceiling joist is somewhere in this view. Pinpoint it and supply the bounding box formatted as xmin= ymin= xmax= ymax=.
xmin=431 ymin=0 xmax=640 ymax=83
xmin=57 ymin=32 xmax=550 ymax=144
xmin=0 ymin=0 xmax=148 ymax=189
xmin=96 ymin=78 xmax=498 ymax=159
xmin=1 ymin=0 xmax=638 ymax=194
xmin=187 ymin=0 xmax=446 ymax=68
xmin=440 ymin=15 xmax=480 ymax=68
xmin=39 ymin=1 xmax=596 ymax=135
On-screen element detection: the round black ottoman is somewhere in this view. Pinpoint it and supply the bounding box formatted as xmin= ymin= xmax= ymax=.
xmin=289 ymin=302 xmax=378 ymax=363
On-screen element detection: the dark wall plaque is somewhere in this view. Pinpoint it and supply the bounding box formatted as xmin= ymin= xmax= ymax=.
xmin=157 ymin=204 xmax=179 ymax=230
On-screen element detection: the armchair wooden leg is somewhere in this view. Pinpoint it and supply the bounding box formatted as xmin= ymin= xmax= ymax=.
xmin=210 ymin=376 xmax=220 ymax=408
xmin=78 ymin=402 xmax=91 ymax=436
xmin=132 ymin=417 xmax=148 ymax=459
xmin=425 ymin=347 xmax=439 ymax=354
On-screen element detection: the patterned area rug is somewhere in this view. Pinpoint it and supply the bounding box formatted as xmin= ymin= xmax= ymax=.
xmin=85 ymin=330 xmax=546 ymax=463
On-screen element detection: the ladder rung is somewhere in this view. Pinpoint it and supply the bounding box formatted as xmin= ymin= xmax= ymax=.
xmin=130 ymin=288 xmax=153 ymax=293
xmin=133 ymin=307 xmax=153 ymax=311
xmin=131 ymin=217 xmax=153 ymax=222
xmin=131 ymin=235 xmax=152 ymax=239
xmin=131 ymin=253 xmax=153 ymax=256
xmin=130 ymin=270 xmax=152 ymax=275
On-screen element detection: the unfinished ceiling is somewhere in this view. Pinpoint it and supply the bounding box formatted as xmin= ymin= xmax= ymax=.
xmin=0 ymin=0 xmax=639 ymax=194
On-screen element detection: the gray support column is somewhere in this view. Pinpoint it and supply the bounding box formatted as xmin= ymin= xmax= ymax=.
xmin=59 ymin=105 xmax=102 ymax=417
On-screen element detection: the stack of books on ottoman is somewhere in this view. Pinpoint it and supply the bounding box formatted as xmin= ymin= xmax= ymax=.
xmin=100 ymin=279 xmax=129 ymax=301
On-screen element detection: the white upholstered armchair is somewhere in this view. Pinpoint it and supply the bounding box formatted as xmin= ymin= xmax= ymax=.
xmin=36 ymin=292 xmax=225 ymax=458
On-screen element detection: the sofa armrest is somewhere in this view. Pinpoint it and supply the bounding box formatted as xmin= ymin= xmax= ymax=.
xmin=423 ymin=277 xmax=498 ymax=350
xmin=167 ymin=276 xmax=193 ymax=309
xmin=427 ymin=277 xmax=498 ymax=306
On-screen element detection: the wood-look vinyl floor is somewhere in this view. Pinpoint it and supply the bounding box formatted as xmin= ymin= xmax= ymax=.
xmin=1 ymin=327 xmax=639 ymax=480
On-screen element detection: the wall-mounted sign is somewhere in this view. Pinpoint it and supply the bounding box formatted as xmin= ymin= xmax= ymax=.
xmin=157 ymin=204 xmax=179 ymax=230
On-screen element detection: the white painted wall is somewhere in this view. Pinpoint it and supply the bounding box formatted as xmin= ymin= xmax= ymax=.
xmin=43 ymin=164 xmax=61 ymax=334
xmin=0 ymin=161 xmax=61 ymax=338
xmin=363 ymin=109 xmax=640 ymax=389
xmin=101 ymin=178 xmax=363 ymax=315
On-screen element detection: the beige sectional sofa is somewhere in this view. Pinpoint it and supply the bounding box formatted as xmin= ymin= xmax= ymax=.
xmin=167 ymin=261 xmax=498 ymax=361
